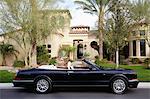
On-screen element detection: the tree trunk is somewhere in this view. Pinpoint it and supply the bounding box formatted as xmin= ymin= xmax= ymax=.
xmin=29 ymin=0 xmax=38 ymax=67
xmin=29 ymin=47 xmax=32 ymax=66
xmin=98 ymin=7 xmax=104 ymax=60
xmin=116 ymin=48 xmax=119 ymax=69
xmin=29 ymin=43 xmax=37 ymax=67
xmin=24 ymin=53 xmax=28 ymax=67
xmin=98 ymin=30 xmax=103 ymax=60
xmin=148 ymin=48 xmax=150 ymax=68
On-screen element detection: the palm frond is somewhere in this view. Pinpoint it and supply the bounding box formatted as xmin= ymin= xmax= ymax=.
xmin=75 ymin=0 xmax=99 ymax=15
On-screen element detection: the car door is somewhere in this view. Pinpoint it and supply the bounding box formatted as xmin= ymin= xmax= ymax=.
xmin=49 ymin=70 xmax=68 ymax=85
xmin=66 ymin=68 xmax=105 ymax=86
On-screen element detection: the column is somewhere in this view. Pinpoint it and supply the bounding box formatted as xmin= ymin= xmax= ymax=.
xmin=129 ymin=41 xmax=133 ymax=57
xmin=136 ymin=40 xmax=140 ymax=57
xmin=146 ymin=41 xmax=150 ymax=58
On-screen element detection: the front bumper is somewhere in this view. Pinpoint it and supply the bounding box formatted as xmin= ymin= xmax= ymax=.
xmin=128 ymin=79 xmax=139 ymax=88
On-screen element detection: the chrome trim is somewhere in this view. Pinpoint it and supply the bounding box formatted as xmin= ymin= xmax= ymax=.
xmin=13 ymin=80 xmax=34 ymax=83
xmin=129 ymin=79 xmax=139 ymax=82
xmin=53 ymin=85 xmax=109 ymax=87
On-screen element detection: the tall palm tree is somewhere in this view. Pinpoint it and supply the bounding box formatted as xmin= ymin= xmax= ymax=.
xmin=0 ymin=44 xmax=18 ymax=66
xmin=74 ymin=0 xmax=112 ymax=60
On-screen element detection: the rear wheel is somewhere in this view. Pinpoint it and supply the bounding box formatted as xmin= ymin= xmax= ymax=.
xmin=34 ymin=78 xmax=52 ymax=93
xmin=110 ymin=77 xmax=128 ymax=94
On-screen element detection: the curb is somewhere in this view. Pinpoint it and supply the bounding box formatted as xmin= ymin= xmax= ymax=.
xmin=0 ymin=83 xmax=150 ymax=89
xmin=138 ymin=82 xmax=150 ymax=88
xmin=0 ymin=83 xmax=23 ymax=89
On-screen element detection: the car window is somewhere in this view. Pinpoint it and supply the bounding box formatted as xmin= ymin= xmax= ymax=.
xmin=71 ymin=61 xmax=91 ymax=70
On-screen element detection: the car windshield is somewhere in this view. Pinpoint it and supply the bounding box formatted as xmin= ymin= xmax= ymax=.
xmin=83 ymin=59 xmax=103 ymax=70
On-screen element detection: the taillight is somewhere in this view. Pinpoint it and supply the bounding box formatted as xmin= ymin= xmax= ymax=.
xmin=14 ymin=76 xmax=21 ymax=80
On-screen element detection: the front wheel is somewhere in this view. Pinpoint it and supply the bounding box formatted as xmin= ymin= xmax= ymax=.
xmin=35 ymin=78 xmax=52 ymax=93
xmin=110 ymin=77 xmax=128 ymax=94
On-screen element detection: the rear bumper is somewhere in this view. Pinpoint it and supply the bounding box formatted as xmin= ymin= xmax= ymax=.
xmin=128 ymin=79 xmax=139 ymax=88
xmin=13 ymin=80 xmax=34 ymax=87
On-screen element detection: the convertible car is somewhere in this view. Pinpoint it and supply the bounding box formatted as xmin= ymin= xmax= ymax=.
xmin=13 ymin=59 xmax=139 ymax=94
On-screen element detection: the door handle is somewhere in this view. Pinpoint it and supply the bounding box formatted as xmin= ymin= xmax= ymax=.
xmin=67 ymin=71 xmax=74 ymax=73
xmin=103 ymin=73 xmax=106 ymax=76
xmin=67 ymin=71 xmax=74 ymax=75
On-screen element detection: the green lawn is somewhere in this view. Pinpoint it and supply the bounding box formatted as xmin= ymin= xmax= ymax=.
xmin=0 ymin=70 xmax=15 ymax=83
xmin=100 ymin=64 xmax=150 ymax=82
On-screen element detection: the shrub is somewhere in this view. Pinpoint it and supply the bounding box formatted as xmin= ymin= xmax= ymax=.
xmin=144 ymin=58 xmax=150 ymax=69
xmin=37 ymin=45 xmax=49 ymax=65
xmin=144 ymin=58 xmax=150 ymax=65
xmin=131 ymin=58 xmax=141 ymax=64
xmin=0 ymin=70 xmax=15 ymax=83
xmin=37 ymin=55 xmax=49 ymax=65
xmin=49 ymin=58 xmax=57 ymax=65
xmin=121 ymin=60 xmax=129 ymax=65
xmin=83 ymin=52 xmax=90 ymax=58
xmin=95 ymin=56 xmax=108 ymax=65
xmin=120 ymin=55 xmax=128 ymax=65
xmin=13 ymin=60 xmax=25 ymax=68
xmin=100 ymin=59 xmax=109 ymax=64
xmin=119 ymin=55 xmax=125 ymax=64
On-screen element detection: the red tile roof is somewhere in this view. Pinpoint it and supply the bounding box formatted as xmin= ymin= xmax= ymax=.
xmin=71 ymin=25 xmax=90 ymax=28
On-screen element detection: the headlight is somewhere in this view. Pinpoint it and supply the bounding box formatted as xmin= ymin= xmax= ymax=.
xmin=15 ymin=70 xmax=19 ymax=77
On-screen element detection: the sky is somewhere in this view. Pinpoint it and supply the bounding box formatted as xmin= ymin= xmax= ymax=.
xmin=58 ymin=0 xmax=98 ymax=29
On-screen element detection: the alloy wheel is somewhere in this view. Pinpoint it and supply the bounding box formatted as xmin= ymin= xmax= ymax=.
xmin=36 ymin=79 xmax=49 ymax=93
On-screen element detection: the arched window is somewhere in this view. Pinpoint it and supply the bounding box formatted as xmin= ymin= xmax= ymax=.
xmin=77 ymin=44 xmax=83 ymax=59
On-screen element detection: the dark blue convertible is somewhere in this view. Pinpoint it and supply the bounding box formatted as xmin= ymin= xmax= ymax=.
xmin=13 ymin=59 xmax=139 ymax=94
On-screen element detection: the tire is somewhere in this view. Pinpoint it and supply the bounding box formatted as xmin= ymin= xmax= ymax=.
xmin=110 ymin=77 xmax=128 ymax=94
xmin=34 ymin=77 xmax=52 ymax=94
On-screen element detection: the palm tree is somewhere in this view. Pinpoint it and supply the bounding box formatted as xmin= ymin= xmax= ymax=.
xmin=74 ymin=0 xmax=112 ymax=60
xmin=0 ymin=44 xmax=18 ymax=66
xmin=59 ymin=46 xmax=76 ymax=58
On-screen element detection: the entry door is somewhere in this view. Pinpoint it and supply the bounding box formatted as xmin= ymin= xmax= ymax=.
xmin=77 ymin=44 xmax=83 ymax=59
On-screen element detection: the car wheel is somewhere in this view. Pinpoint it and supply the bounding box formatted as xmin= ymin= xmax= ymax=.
xmin=110 ymin=77 xmax=128 ymax=94
xmin=35 ymin=78 xmax=52 ymax=93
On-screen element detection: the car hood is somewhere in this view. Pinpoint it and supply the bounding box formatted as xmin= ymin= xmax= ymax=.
xmin=102 ymin=68 xmax=136 ymax=74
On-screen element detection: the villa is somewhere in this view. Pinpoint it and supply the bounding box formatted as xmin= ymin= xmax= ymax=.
xmin=0 ymin=10 xmax=150 ymax=66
